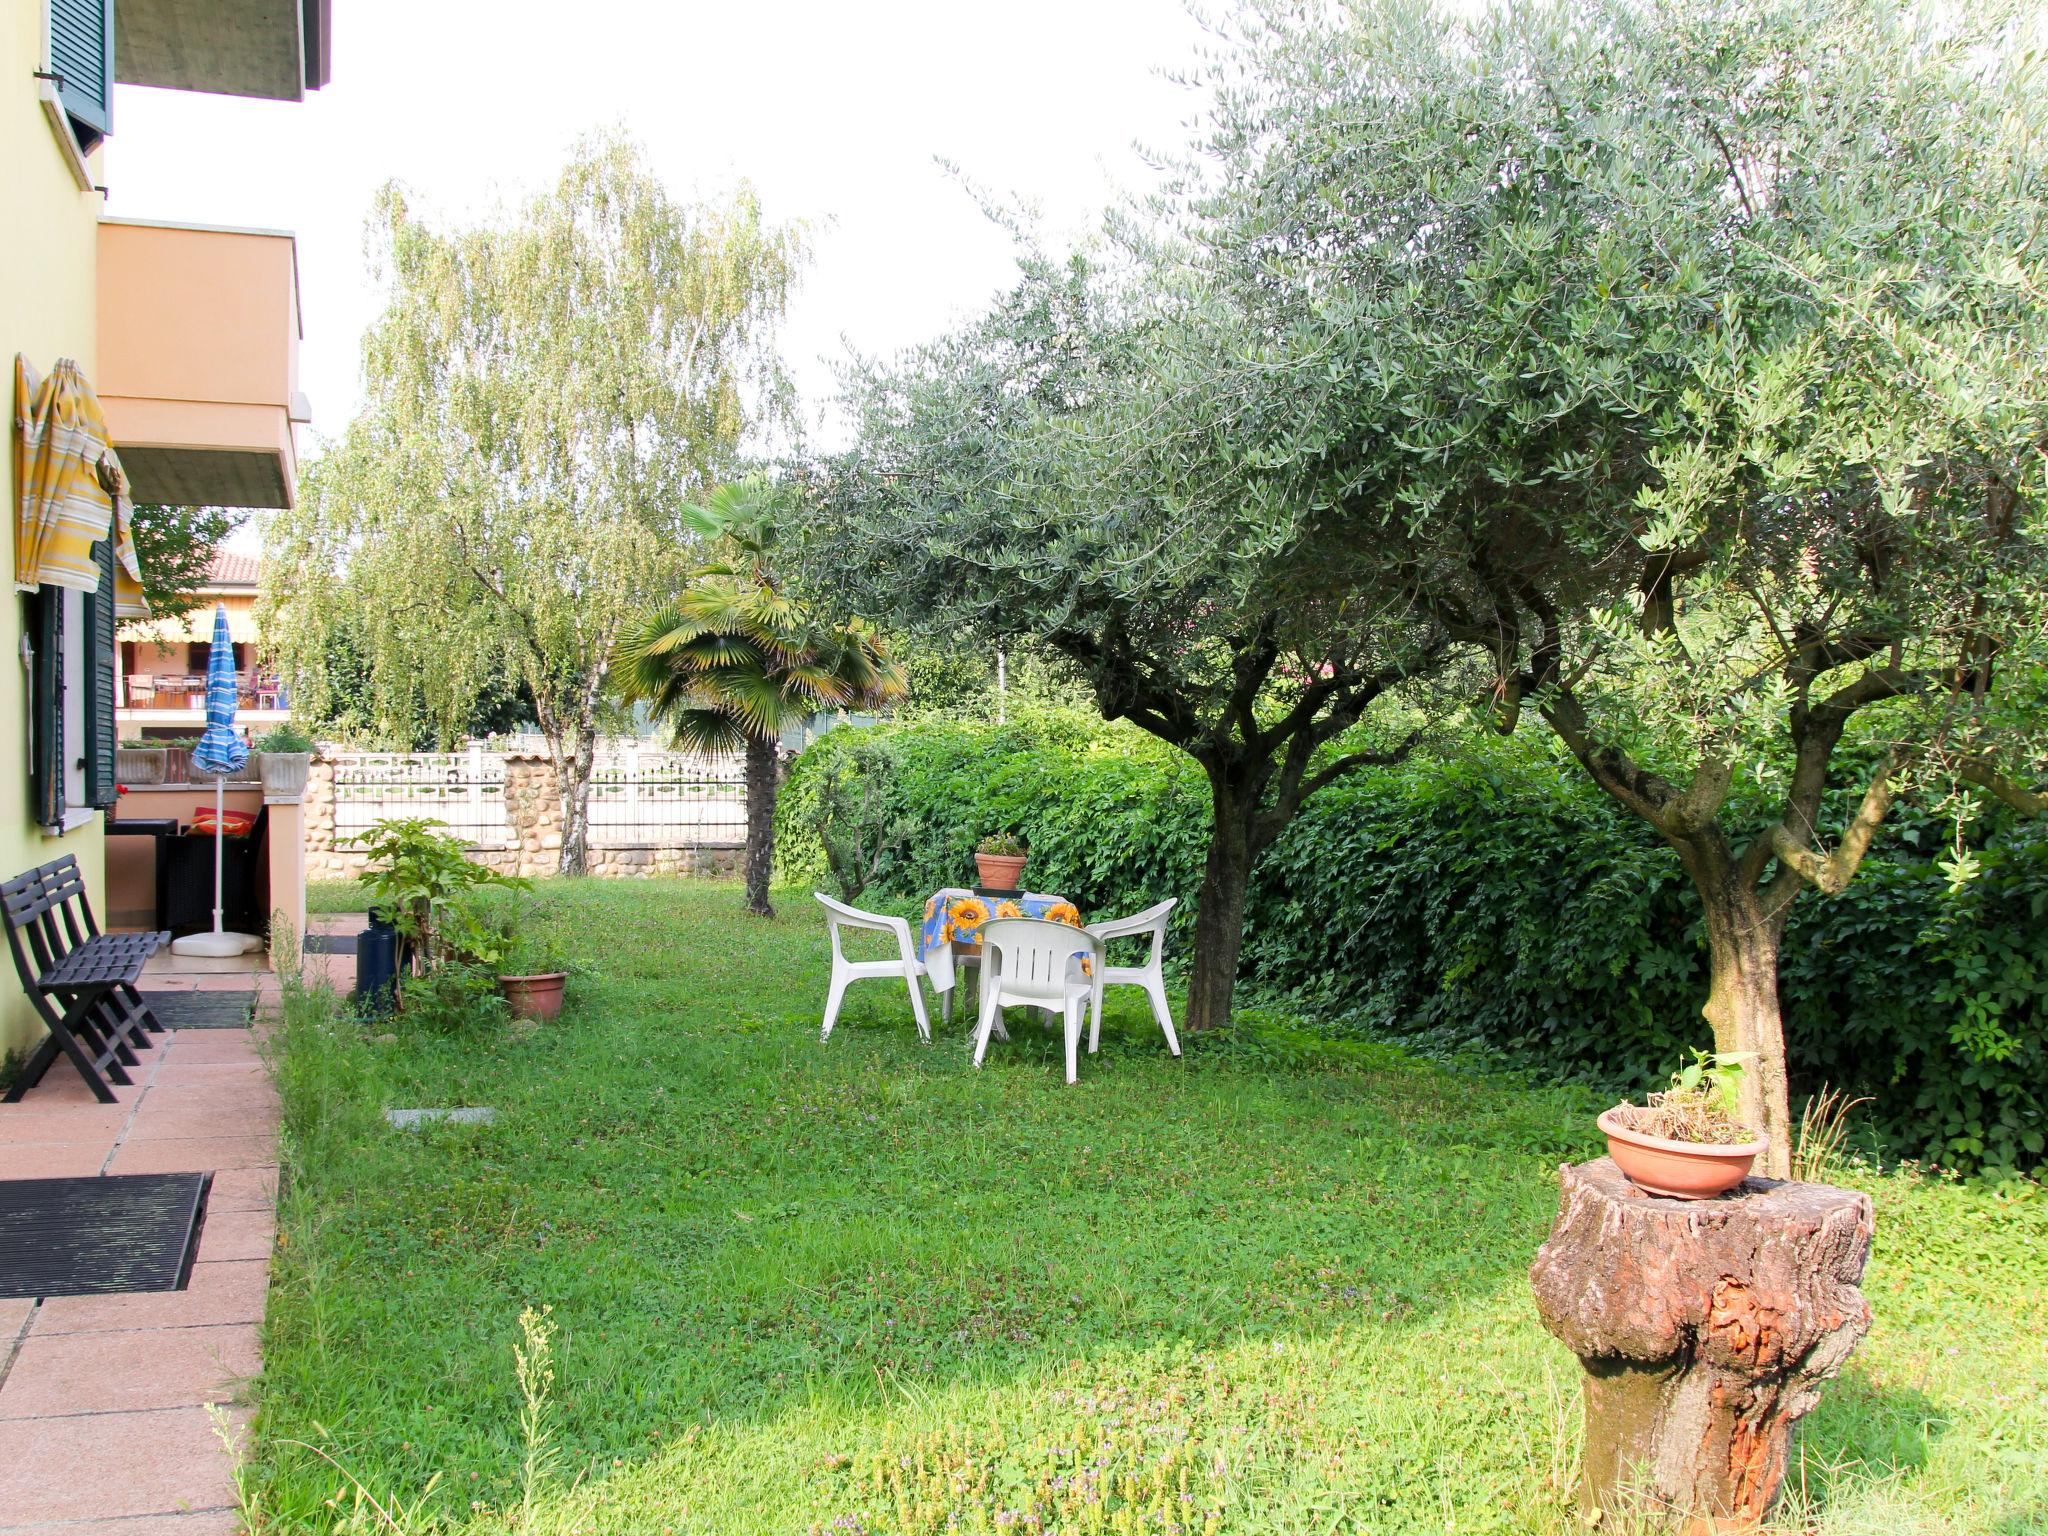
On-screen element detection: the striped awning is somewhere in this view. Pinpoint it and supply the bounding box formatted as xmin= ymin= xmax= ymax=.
xmin=13 ymin=355 xmax=147 ymax=617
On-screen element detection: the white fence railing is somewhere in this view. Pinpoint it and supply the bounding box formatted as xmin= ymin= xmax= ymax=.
xmin=326 ymin=746 xmax=747 ymax=849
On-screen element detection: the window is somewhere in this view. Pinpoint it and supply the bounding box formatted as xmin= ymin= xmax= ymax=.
xmin=28 ymin=539 xmax=120 ymax=834
xmin=43 ymin=0 xmax=114 ymax=156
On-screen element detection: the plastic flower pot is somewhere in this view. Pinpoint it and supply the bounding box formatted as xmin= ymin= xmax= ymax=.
xmin=498 ymin=972 xmax=568 ymax=1023
xmin=974 ymin=852 xmax=1027 ymax=890
xmin=1597 ymin=1107 xmax=1768 ymax=1200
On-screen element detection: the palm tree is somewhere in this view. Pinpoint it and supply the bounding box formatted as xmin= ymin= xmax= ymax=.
xmin=613 ymin=482 xmax=905 ymax=916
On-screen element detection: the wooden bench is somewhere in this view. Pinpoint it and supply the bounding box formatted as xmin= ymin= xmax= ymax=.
xmin=3 ymin=856 xmax=169 ymax=1103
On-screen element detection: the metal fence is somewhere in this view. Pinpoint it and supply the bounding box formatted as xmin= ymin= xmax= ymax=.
xmin=331 ymin=748 xmax=511 ymax=847
xmin=587 ymin=748 xmax=746 ymax=847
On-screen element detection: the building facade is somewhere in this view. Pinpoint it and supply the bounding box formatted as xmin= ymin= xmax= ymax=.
xmin=4 ymin=0 xmax=326 ymax=1063
xmin=119 ymin=548 xmax=290 ymax=740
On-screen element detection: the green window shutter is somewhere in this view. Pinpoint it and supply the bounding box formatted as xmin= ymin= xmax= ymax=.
xmin=84 ymin=539 xmax=118 ymax=809
xmin=29 ymin=588 xmax=65 ymax=828
xmin=47 ymin=0 xmax=114 ymax=149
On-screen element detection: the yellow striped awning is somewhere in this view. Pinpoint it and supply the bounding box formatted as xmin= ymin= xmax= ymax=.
xmin=13 ymin=355 xmax=147 ymax=617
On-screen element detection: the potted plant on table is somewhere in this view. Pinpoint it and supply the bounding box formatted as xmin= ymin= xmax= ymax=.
xmin=1598 ymin=1050 xmax=1769 ymax=1199
xmin=253 ymin=722 xmax=316 ymax=799
xmin=974 ymin=832 xmax=1029 ymax=892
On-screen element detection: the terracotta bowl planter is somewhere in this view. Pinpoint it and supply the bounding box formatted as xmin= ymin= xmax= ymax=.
xmin=974 ymin=852 xmax=1028 ymax=890
xmin=1597 ymin=1107 xmax=1768 ymax=1200
xmin=498 ymin=972 xmax=568 ymax=1023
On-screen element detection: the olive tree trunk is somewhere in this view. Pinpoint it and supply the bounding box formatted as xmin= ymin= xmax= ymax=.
xmin=743 ymin=733 xmax=779 ymax=918
xmin=1532 ymin=1158 xmax=1873 ymax=1527
xmin=1183 ymin=769 xmax=1269 ymax=1036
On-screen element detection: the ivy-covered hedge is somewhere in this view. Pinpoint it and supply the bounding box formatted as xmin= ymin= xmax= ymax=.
xmin=778 ymin=719 xmax=2047 ymax=1173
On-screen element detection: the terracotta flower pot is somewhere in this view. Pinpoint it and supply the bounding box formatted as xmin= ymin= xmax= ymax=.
xmin=498 ymin=971 xmax=568 ymax=1023
xmin=975 ymin=852 xmax=1027 ymax=890
xmin=1598 ymin=1107 xmax=1768 ymax=1200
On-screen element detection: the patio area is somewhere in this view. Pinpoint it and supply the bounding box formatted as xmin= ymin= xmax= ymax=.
xmin=0 ymin=967 xmax=281 ymax=1534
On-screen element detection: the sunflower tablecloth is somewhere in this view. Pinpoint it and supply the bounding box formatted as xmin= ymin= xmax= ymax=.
xmin=919 ymin=888 xmax=1083 ymax=993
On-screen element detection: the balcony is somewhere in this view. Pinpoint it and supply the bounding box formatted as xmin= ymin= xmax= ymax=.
xmin=117 ymin=0 xmax=332 ymax=101
xmin=96 ymin=219 xmax=305 ymax=509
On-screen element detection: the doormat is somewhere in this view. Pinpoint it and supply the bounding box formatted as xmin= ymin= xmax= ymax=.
xmin=303 ymin=933 xmax=358 ymax=955
xmin=138 ymin=991 xmax=255 ymax=1030
xmin=0 ymin=1173 xmax=211 ymax=1298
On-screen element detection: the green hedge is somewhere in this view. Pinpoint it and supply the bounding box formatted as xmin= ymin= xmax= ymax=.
xmin=778 ymin=719 xmax=2047 ymax=1173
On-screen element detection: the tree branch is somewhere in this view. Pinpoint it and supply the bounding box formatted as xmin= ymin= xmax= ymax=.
xmin=1765 ymin=752 xmax=1900 ymax=898
xmin=1958 ymin=757 xmax=2048 ymax=817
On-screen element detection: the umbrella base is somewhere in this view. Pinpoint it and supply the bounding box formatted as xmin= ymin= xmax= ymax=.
xmin=170 ymin=931 xmax=263 ymax=958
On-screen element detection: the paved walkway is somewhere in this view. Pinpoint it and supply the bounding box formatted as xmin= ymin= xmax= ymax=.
xmin=0 ymin=970 xmax=280 ymax=1536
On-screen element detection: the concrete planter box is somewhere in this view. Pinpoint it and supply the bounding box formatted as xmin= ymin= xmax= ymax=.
xmin=258 ymin=752 xmax=313 ymax=801
xmin=116 ymin=747 xmax=169 ymax=785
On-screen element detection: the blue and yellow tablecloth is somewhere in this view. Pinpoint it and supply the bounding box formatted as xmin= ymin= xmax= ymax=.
xmin=920 ymin=887 xmax=1083 ymax=992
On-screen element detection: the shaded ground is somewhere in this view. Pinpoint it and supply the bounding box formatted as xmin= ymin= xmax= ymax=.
xmin=253 ymin=880 xmax=2048 ymax=1534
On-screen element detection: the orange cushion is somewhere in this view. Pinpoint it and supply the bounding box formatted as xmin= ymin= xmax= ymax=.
xmin=189 ymin=808 xmax=256 ymax=837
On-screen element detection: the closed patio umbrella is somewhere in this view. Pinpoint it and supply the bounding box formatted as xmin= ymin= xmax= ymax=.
xmin=170 ymin=605 xmax=261 ymax=958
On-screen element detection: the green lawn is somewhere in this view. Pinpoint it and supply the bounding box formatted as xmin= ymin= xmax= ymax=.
xmin=256 ymin=880 xmax=2047 ymax=1535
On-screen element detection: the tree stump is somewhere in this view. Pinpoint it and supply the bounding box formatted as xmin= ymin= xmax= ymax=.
xmin=1529 ymin=1157 xmax=1873 ymax=1532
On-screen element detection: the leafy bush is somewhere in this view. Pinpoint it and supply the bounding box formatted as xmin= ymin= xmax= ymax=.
xmin=779 ymin=721 xmax=2047 ymax=1172
xmin=346 ymin=817 xmax=528 ymax=966
xmin=254 ymin=723 xmax=316 ymax=754
xmin=396 ymin=961 xmax=510 ymax=1037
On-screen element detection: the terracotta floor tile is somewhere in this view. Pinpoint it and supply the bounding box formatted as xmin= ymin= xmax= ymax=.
xmin=0 ymin=1515 xmax=241 ymax=1536
xmin=33 ymin=1260 xmax=268 ymax=1336
xmin=193 ymin=1208 xmax=275 ymax=1264
xmin=0 ymin=1144 xmax=111 ymax=1180
xmin=146 ymin=1064 xmax=267 ymax=1086
xmin=108 ymin=1137 xmax=275 ymax=1176
xmin=123 ymin=1106 xmax=277 ymax=1141
xmin=200 ymin=1167 xmax=277 ymax=1213
xmin=0 ymin=1324 xmax=259 ymax=1419
xmin=0 ymin=1405 xmax=237 ymax=1523
xmin=0 ymin=1107 xmax=130 ymax=1143
xmin=158 ymin=1039 xmax=262 ymax=1066
xmin=12 ymin=1075 xmax=146 ymax=1108
xmin=0 ymin=1298 xmax=33 ymax=1340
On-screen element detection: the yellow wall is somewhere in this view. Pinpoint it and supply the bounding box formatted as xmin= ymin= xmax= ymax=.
xmin=3 ymin=0 xmax=110 ymax=1065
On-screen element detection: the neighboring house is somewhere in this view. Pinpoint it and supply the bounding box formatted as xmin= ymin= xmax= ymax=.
xmin=118 ymin=547 xmax=289 ymax=739
xmin=5 ymin=0 xmax=328 ymax=1064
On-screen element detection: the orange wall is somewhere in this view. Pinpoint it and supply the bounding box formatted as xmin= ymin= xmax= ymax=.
xmin=98 ymin=222 xmax=298 ymax=409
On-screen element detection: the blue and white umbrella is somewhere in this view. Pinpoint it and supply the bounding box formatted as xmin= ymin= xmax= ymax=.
xmin=191 ymin=605 xmax=248 ymax=777
xmin=171 ymin=605 xmax=259 ymax=956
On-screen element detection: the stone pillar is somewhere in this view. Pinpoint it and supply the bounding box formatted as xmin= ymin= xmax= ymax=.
xmin=503 ymin=755 xmax=563 ymax=879
xmin=302 ymin=760 xmax=343 ymax=880
xmin=1530 ymin=1158 xmax=1873 ymax=1532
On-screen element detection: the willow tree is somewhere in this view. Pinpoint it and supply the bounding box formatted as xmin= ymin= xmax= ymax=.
xmin=263 ymin=134 xmax=804 ymax=872
xmin=1177 ymin=0 xmax=2048 ymax=1167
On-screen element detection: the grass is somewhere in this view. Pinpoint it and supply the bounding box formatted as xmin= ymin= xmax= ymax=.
xmin=256 ymin=880 xmax=2047 ymax=1535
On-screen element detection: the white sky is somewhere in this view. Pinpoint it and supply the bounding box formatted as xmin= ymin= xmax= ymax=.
xmin=102 ymin=0 xmax=1217 ymax=534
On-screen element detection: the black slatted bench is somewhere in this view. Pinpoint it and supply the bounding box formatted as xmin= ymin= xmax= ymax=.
xmin=3 ymin=856 xmax=169 ymax=1103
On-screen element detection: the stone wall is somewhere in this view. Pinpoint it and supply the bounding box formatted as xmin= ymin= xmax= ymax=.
xmin=304 ymin=753 xmax=743 ymax=882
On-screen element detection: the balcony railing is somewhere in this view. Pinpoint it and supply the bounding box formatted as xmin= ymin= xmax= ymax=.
xmin=120 ymin=674 xmax=288 ymax=712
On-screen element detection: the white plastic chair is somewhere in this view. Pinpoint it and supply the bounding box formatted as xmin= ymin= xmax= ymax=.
xmin=974 ymin=918 xmax=1102 ymax=1084
xmin=815 ymin=893 xmax=930 ymax=1045
xmin=1083 ymin=897 xmax=1181 ymax=1058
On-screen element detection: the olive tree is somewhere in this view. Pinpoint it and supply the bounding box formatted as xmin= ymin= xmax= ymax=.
xmin=806 ymin=253 xmax=1454 ymax=1033
xmin=1183 ymin=0 xmax=2048 ymax=1167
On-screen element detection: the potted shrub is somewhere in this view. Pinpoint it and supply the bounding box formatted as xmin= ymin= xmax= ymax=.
xmin=496 ymin=931 xmax=571 ymax=1023
xmin=254 ymin=722 xmax=316 ymax=799
xmin=974 ymin=832 xmax=1029 ymax=891
xmin=448 ymin=890 xmax=571 ymax=1024
xmin=1598 ymin=1050 xmax=1769 ymax=1200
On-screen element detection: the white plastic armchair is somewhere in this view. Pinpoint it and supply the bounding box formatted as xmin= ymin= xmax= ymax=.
xmin=815 ymin=893 xmax=931 ymax=1045
xmin=1082 ymin=897 xmax=1181 ymax=1058
xmin=974 ymin=918 xmax=1101 ymax=1084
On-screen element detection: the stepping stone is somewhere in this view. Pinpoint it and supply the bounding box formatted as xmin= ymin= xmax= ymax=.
xmin=384 ymin=1107 xmax=498 ymax=1129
